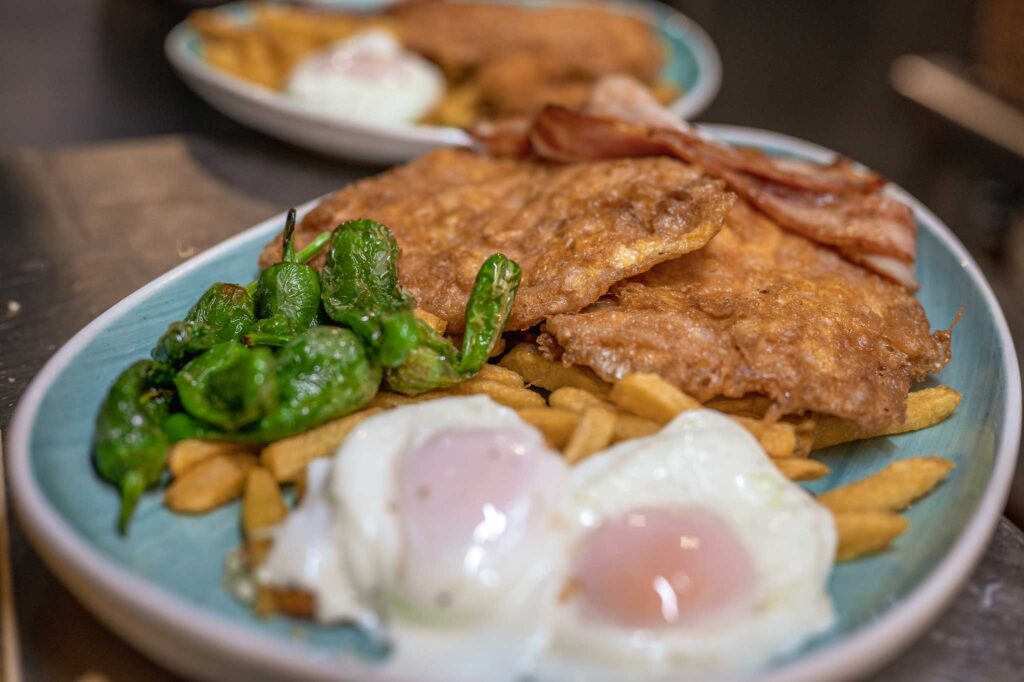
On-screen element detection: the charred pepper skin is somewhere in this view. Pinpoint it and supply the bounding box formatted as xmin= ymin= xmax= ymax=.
xmin=151 ymin=283 xmax=256 ymax=367
xmin=319 ymin=219 xmax=420 ymax=367
xmin=253 ymin=209 xmax=322 ymax=332
xmin=94 ymin=360 xmax=173 ymax=533
xmin=385 ymin=253 xmax=522 ymax=395
xmin=175 ymin=342 xmax=278 ymax=431
xmin=165 ymin=327 xmax=381 ymax=443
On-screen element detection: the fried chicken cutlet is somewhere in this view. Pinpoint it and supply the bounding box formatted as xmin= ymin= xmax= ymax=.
xmin=540 ymin=203 xmax=953 ymax=429
xmin=261 ymin=148 xmax=733 ymax=332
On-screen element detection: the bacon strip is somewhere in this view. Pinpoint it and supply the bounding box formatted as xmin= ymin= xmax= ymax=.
xmin=475 ymin=79 xmax=920 ymax=289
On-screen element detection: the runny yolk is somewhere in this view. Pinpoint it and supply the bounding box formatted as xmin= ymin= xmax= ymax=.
xmin=572 ymin=506 xmax=756 ymax=629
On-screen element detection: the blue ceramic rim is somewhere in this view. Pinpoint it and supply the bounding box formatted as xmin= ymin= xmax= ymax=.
xmin=7 ymin=126 xmax=1021 ymax=682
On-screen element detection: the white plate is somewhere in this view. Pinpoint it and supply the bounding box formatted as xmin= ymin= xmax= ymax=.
xmin=164 ymin=0 xmax=722 ymax=164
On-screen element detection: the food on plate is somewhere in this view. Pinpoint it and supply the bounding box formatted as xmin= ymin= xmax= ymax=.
xmin=541 ymin=202 xmax=953 ymax=430
xmin=164 ymin=451 xmax=258 ymax=514
xmin=818 ymin=457 xmax=956 ymax=514
xmin=832 ymin=512 xmax=910 ymax=562
xmin=93 ymin=360 xmax=174 ymax=531
xmin=93 ymin=216 xmax=521 ymax=530
xmin=812 ymin=385 xmax=962 ymax=449
xmin=480 ymin=75 xmax=921 ymax=288
xmin=258 ymin=396 xmax=571 ymax=678
xmin=285 ymin=31 xmax=446 ymax=124
xmin=562 ymin=404 xmax=617 ymax=464
xmin=498 ymin=342 xmax=610 ymax=396
xmin=249 ymin=397 xmax=835 ymax=679
xmin=260 ymin=407 xmax=382 ymax=482
xmin=88 ymin=75 xmax=969 ymax=679
xmin=542 ymin=409 xmax=835 ymax=677
xmin=774 ymin=458 xmax=831 ymax=482
xmin=167 ymin=439 xmax=257 ymax=477
xmin=188 ymin=1 xmax=673 ymax=127
xmin=607 ymin=372 xmax=701 ymax=425
xmin=262 ymin=148 xmax=732 ymax=331
xmin=242 ymin=467 xmax=288 ymax=565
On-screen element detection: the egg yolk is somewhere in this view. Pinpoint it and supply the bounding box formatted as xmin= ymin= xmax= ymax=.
xmin=398 ymin=427 xmax=565 ymax=613
xmin=572 ymin=506 xmax=756 ymax=629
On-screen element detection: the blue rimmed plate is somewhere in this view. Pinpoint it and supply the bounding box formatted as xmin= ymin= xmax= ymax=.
xmin=164 ymin=0 xmax=721 ymax=164
xmin=8 ymin=127 xmax=1020 ymax=682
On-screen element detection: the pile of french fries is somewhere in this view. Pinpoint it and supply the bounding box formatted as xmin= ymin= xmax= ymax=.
xmin=189 ymin=6 xmax=368 ymax=91
xmin=188 ymin=5 xmax=487 ymax=127
xmin=164 ymin=340 xmax=961 ymax=615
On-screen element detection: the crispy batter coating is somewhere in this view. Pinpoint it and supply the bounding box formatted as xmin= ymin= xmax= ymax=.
xmin=385 ymin=0 xmax=664 ymax=117
xmin=261 ymin=148 xmax=733 ymax=332
xmin=540 ymin=203 xmax=952 ymax=429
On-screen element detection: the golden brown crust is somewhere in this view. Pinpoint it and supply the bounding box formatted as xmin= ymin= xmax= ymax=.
xmin=261 ymin=148 xmax=733 ymax=332
xmin=541 ymin=203 xmax=952 ymax=429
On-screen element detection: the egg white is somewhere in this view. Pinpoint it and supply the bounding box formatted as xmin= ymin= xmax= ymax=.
xmin=535 ymin=409 xmax=836 ymax=680
xmin=259 ymin=395 xmax=570 ymax=681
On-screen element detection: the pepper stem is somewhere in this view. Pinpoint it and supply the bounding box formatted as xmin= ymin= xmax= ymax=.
xmin=282 ymin=208 xmax=297 ymax=263
xmin=242 ymin=331 xmax=292 ymax=348
xmin=118 ymin=469 xmax=146 ymax=535
xmin=294 ymin=231 xmax=331 ymax=265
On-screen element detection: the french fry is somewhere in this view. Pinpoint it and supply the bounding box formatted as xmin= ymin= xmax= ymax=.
xmin=613 ymin=413 xmax=661 ymax=442
xmin=818 ymin=456 xmax=955 ymax=514
xmin=833 ymin=511 xmax=909 ymax=561
xmin=295 ymin=466 xmax=308 ymax=503
xmin=813 ymin=386 xmax=961 ymax=449
xmin=413 ymin=308 xmax=447 ymax=336
xmin=168 ymin=440 xmax=257 ymax=477
xmin=791 ymin=416 xmax=817 ymax=458
xmin=165 ymin=452 xmax=258 ymax=513
xmin=563 ymin=406 xmax=617 ymax=464
xmin=548 ymin=386 xmax=611 ymax=414
xmin=774 ymin=458 xmax=830 ymax=481
xmin=422 ymin=81 xmax=482 ymax=128
xmin=441 ymin=380 xmax=546 ymax=409
xmin=733 ymin=417 xmax=798 ymax=458
xmin=517 ymin=407 xmax=580 ymax=449
xmin=609 ymin=373 xmax=700 ymax=425
xmin=243 ymin=467 xmax=288 ymax=565
xmin=255 ymin=586 xmax=316 ymax=619
xmin=260 ymin=408 xmax=381 ymax=482
xmin=704 ymin=394 xmax=773 ymax=417
xmin=475 ymin=363 xmax=525 ymax=387
xmin=498 ymin=343 xmax=611 ymax=395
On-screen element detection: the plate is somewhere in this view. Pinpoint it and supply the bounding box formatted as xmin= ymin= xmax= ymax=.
xmin=8 ymin=127 xmax=1020 ymax=682
xmin=163 ymin=0 xmax=722 ymax=164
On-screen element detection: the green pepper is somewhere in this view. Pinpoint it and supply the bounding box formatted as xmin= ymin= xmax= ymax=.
xmin=319 ymin=219 xmax=420 ymax=367
xmin=242 ymin=316 xmax=297 ymax=349
xmin=151 ymin=283 xmax=256 ymax=367
xmin=94 ymin=360 xmax=173 ymax=533
xmin=165 ymin=326 xmax=380 ymax=443
xmin=175 ymin=342 xmax=277 ymax=431
xmin=253 ymin=209 xmax=322 ymax=331
xmin=385 ymin=254 xmax=521 ymax=394
xmin=186 ymin=283 xmax=256 ymax=342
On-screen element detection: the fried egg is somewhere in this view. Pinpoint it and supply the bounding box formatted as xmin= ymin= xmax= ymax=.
xmin=258 ymin=396 xmax=570 ymax=680
xmin=258 ymin=399 xmax=834 ymax=681
xmin=536 ymin=408 xmax=836 ymax=679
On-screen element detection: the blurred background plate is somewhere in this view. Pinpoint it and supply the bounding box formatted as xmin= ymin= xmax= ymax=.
xmin=164 ymin=0 xmax=721 ymax=164
xmin=6 ymin=128 xmax=1019 ymax=682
